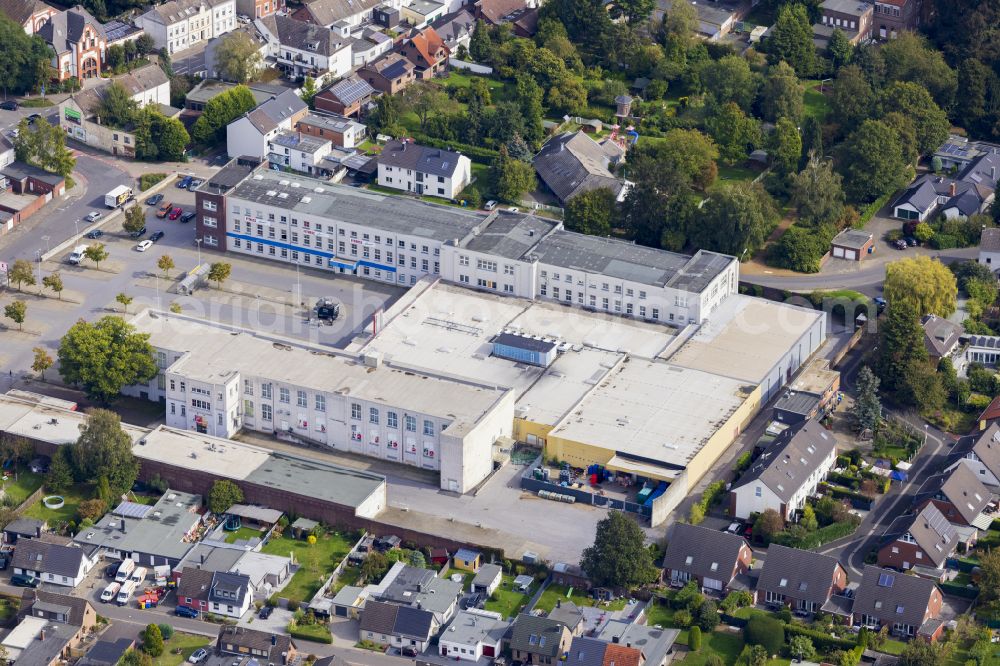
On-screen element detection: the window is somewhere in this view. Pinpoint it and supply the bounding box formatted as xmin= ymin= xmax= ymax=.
xmin=261 ymin=383 xmax=272 ymax=399
xmin=387 ymin=411 xmax=398 ymax=428
xmin=351 ymin=403 xmax=361 ymax=420
xmin=405 ymin=415 xmax=417 ymax=432
xmin=315 ymin=395 xmax=325 ymax=412
xmin=297 ymin=390 xmax=307 ymax=407
xmin=504 ymin=264 xmax=515 ymax=275
xmin=369 ymin=407 xmax=379 ymax=424
xmin=279 ymin=388 xmax=290 ymax=403
xmin=423 ymin=420 xmax=434 ymax=436
xmin=203 ymin=200 xmax=217 ymax=212
xmin=243 ymin=380 xmax=253 ymax=396
xmin=477 ymin=259 xmax=497 ymax=272
xmin=203 ymin=216 xmax=217 ymax=228
xmin=755 ymin=486 xmax=762 ymax=497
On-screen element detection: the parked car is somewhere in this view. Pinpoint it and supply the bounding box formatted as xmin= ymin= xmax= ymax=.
xmin=893 ymin=239 xmax=907 ymax=250
xmin=484 ymin=200 xmax=497 ymax=211
xmin=176 ymin=175 xmax=193 ymax=189
xmin=85 ymin=211 xmax=102 ymax=223
xmin=11 ymin=573 xmax=38 ymax=587
xmin=100 ymin=582 xmax=121 ymax=602
xmin=26 ymin=113 xmax=41 ymax=124
xmin=0 ymin=100 xmax=18 ymax=111
xmin=156 ymin=201 xmax=173 ymax=218
xmin=187 ymin=178 xmax=203 ymax=190
xmin=146 ymin=193 xmax=164 ymax=206
xmin=258 ymin=606 xmax=273 ymax=619
xmin=874 ymin=297 xmax=887 ymax=313
xmin=85 ymin=229 xmax=104 ymax=240
xmin=188 ymin=648 xmax=209 ymax=664
xmin=402 ymin=647 xmax=418 ymax=657
xmin=168 ymin=207 xmax=183 ymax=220
xmin=180 ymin=211 xmax=196 ymax=223
xmin=105 ymin=562 xmax=120 ymax=578
xmin=135 ymin=239 xmax=153 ymax=252
xmin=175 ymin=605 xmax=200 ymax=618
xmin=150 ymin=231 xmax=164 ymax=242
xmin=129 ymin=226 xmax=147 ymax=239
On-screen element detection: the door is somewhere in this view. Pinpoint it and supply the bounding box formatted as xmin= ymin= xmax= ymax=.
xmin=335 ymin=606 xmax=347 ymax=617
xmin=832 ymin=247 xmax=844 ymax=258
xmin=845 ymin=250 xmax=857 ymax=260
xmin=484 ymin=646 xmax=495 ymax=657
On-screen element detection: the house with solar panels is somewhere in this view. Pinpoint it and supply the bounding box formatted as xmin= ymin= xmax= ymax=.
xmin=314 ymin=74 xmax=376 ymax=117
xmin=851 ymin=566 xmax=945 ymax=641
xmin=893 ymin=138 xmax=999 ymax=222
xmin=876 ymin=504 xmax=959 ymax=574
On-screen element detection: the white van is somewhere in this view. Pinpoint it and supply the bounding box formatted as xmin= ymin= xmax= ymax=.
xmin=100 ymin=581 xmax=121 ymax=603
xmin=116 ymin=580 xmax=137 ymax=605
xmin=115 ymin=558 xmax=135 ymax=583
xmin=131 ymin=566 xmax=147 ymax=584
xmin=68 ymin=244 xmax=88 ymax=265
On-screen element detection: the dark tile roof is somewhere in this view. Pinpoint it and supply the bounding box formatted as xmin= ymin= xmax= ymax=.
xmin=5 ymin=517 xmax=44 ymax=537
xmin=567 ymin=636 xmax=641 ymax=666
xmin=533 ymin=131 xmax=625 ymax=204
xmin=0 ymin=0 xmax=54 ymax=26
xmin=547 ymin=601 xmax=583 ymax=630
xmin=971 ymin=424 xmax=1000 ymax=479
xmin=295 ymin=0 xmax=384 ymax=25
xmin=731 ymin=420 xmax=836 ymax=502
xmin=882 ymin=504 xmax=956 ymax=569
xmin=209 ymin=571 xmax=251 ymax=606
xmin=2 ymin=161 xmax=66 ymax=186
xmin=217 ymin=625 xmax=295 ymax=662
xmin=981 ymin=227 xmax=1000 ymax=254
xmin=921 ymin=315 xmax=962 ymax=358
xmin=852 ymin=565 xmax=940 ymax=629
xmin=756 ymin=544 xmax=845 ymax=605
xmin=917 ymin=464 xmax=991 ymax=524
xmin=12 ymin=539 xmax=84 ymax=578
xmin=360 ymin=599 xmax=399 ymax=634
xmin=662 ymin=523 xmax=748 ymax=583
xmin=177 ymin=567 xmax=214 ymax=601
xmin=393 ymin=604 xmax=436 ymax=639
xmin=431 ymin=9 xmax=476 ymax=47
xmin=38 ymin=5 xmax=105 ymax=55
xmin=21 ymin=589 xmax=93 ymax=626
xmin=79 ymin=638 xmax=135 ymax=666
xmin=509 ymin=614 xmax=568 ymax=657
xmin=378 ymin=139 xmax=465 ymax=179
xmin=258 ymin=14 xmax=349 ymax=56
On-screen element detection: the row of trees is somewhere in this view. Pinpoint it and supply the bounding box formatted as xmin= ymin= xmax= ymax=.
xmin=95 ymin=82 xmax=189 ymax=161
xmin=13 ymin=118 xmax=75 ymax=180
xmin=0 ymin=15 xmax=53 ymax=96
xmin=191 ymin=84 xmax=258 ymax=146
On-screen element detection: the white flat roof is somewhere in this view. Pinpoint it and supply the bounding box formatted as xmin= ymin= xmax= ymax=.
xmin=136 ymin=426 xmax=271 ymax=479
xmin=0 ymin=395 xmax=146 ymax=446
xmin=2 ymin=615 xmax=46 ymax=651
xmin=549 ymin=358 xmax=752 ymax=468
xmin=665 ymin=295 xmax=823 ymax=384
xmin=517 ymin=348 xmax=619 ymax=427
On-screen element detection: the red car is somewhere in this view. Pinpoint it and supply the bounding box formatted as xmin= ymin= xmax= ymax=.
xmin=168 ymin=207 xmax=183 ymax=220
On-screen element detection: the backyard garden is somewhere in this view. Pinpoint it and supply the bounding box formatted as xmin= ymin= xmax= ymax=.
xmin=261 ymin=530 xmax=359 ymax=603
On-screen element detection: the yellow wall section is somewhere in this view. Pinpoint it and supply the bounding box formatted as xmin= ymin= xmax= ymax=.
xmin=683 ymin=385 xmax=761 ymax=487
xmin=513 ymin=418 xmax=555 ymax=446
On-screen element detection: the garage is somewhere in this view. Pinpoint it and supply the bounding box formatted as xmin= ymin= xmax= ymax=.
xmin=832 ymin=247 xmax=844 ymax=259
xmin=830 ymin=229 xmax=874 ymax=263
xmin=844 ymin=249 xmax=857 ymax=260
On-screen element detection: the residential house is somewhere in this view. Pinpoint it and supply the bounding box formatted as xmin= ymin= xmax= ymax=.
xmin=182 ymin=79 xmax=286 ymax=113
xmin=914 ymin=464 xmax=992 ymax=529
xmin=203 ymin=24 xmax=268 ymax=80
xmin=662 ymin=523 xmax=752 ymax=593
xmin=374 ymin=562 xmax=463 ymax=625
xmin=772 ymin=391 xmax=824 ymax=426
xmin=350 ymin=28 xmax=393 ymax=67
xmin=920 ymin=315 xmax=963 ymax=362
xmin=255 ymin=14 xmax=352 ymax=80
xmin=38 ymin=5 xmax=106 ymax=80
xmin=453 ymin=548 xmax=482 ymax=572
xmin=895 ymin=149 xmax=998 ymax=222
xmin=403 ymin=0 xmax=448 ymax=28
xmin=816 ymin=0 xmax=872 ymax=43
xmin=851 ymin=566 xmax=945 ymax=640
xmin=594 ymin=621 xmax=680 ymax=666
xmin=548 ymin=601 xmax=584 ymax=636
xmin=955 ymin=422 xmax=1000 ymax=487
xmin=292 ymin=0 xmax=391 ymax=28
xmin=979 ymin=227 xmax=1000 ymax=272
xmin=176 ymin=567 xmax=214 ymax=614
xmin=217 ymin=626 xmax=298 ymax=664
xmin=230 ymin=551 xmax=292 ymax=595
xmin=470 ymin=563 xmax=502 ymax=597
xmin=728 ymin=420 xmax=838 ymax=521
xmin=475 ymin=0 xmax=538 ymax=37
xmin=295 ymin=112 xmax=367 ymax=149
xmin=657 ymin=0 xmax=739 ymax=42
xmin=236 ymin=0 xmax=283 ymax=19
xmin=359 ymin=599 xmax=438 ymax=652
xmin=551 ymin=562 xmax=590 ymax=591
xmin=830 ymin=229 xmax=874 ymax=261
xmin=226 ymin=89 xmax=309 ymax=159
xmin=432 ymin=9 xmax=477 ymax=51
xmin=12 ymin=539 xmax=96 ymax=588
xmin=935 ymin=135 xmax=1000 ymax=173
xmin=399 ymin=26 xmax=450 ymax=79
xmin=314 ymin=75 xmax=375 ymax=117
xmin=507 ymin=615 xmax=573 ymax=665
xmin=566 ymin=636 xmax=645 ymax=666
xmin=4 ymin=517 xmax=44 ymax=544
xmin=377 ymin=139 xmax=472 ymax=199
xmin=267 ymin=130 xmax=333 ymax=175
xmin=978 ymin=395 xmax=1000 ymax=431
xmin=359 ymin=52 xmax=417 ymax=95
xmin=134 ymin=0 xmax=237 ymax=56
xmin=79 ymin=638 xmax=136 ymax=666
xmin=102 ymin=20 xmax=145 ymax=50
xmin=0 ymin=134 xmax=14 ymax=170
xmin=437 ymin=609 xmax=509 ymax=661
xmin=20 ymin=589 xmax=97 ymax=632
xmin=754 ymin=544 xmax=848 ymax=613
xmin=0 ymin=162 xmax=66 ymax=233
xmin=877 ymin=504 xmax=959 ymax=572
xmin=4 ymin=590 xmax=97 ymax=664
xmin=873 ymin=0 xmax=920 ymax=39
xmin=208 ymin=571 xmax=253 ymax=618
xmin=107 ymin=61 xmax=172 ymax=107
xmin=0 ymin=0 xmax=59 ymax=35
xmin=533 ymin=131 xmax=628 ymax=205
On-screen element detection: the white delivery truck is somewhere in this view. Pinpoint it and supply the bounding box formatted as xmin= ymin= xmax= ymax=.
xmin=116 ymin=579 xmax=137 ymax=606
xmin=101 ymin=581 xmax=121 ymax=603
xmin=68 ymin=244 xmax=88 ymax=265
xmin=105 ymin=185 xmax=133 ymax=209
xmin=131 ymin=566 xmax=147 ymax=583
xmin=115 ymin=558 xmax=136 ymax=582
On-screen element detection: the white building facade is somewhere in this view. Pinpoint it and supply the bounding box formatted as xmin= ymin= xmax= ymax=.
xmin=135 ymin=0 xmax=237 ymax=55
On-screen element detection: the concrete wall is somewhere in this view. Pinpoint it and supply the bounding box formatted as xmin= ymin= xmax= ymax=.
xmin=439 ymin=388 xmax=515 ymax=493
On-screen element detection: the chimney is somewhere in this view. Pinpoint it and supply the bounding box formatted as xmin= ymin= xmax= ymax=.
xmin=950 ymin=181 xmax=957 ymax=197
xmin=272 ymin=635 xmax=277 ymax=646
xmin=612 ymin=636 xmax=619 ymax=644
xmin=39 ymin=629 xmax=45 ymax=641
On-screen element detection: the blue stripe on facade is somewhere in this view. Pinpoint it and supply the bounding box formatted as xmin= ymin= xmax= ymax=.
xmin=357 ymin=260 xmax=397 ymax=273
xmin=225 ymin=232 xmax=334 ymax=259
xmin=329 ymin=258 xmax=358 ymax=269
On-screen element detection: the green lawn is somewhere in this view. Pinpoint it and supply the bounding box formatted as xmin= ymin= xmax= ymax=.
xmin=680 ymin=630 xmax=745 ymax=666
xmin=0 ymin=595 xmax=18 ymax=622
xmin=803 ymin=80 xmax=832 ymax=122
xmin=260 ymin=532 xmax=356 ymax=602
xmin=330 ymin=563 xmax=362 ymax=595
xmin=224 ymin=525 xmax=263 ymax=544
xmin=151 ymin=632 xmax=211 ymax=666
xmin=441 ymin=70 xmax=508 ymax=98
xmin=716 ymin=164 xmax=758 ymax=184
xmin=1 ymin=470 xmax=43 ymax=506
xmin=22 ymin=483 xmax=92 ymax=525
xmin=484 ymin=574 xmax=534 ymax=618
xmin=879 ymin=639 xmax=908 ymax=656
xmin=534 ymin=583 xmax=627 ymax=613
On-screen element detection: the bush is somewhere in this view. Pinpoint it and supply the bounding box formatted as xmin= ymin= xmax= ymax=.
xmin=673 ymin=609 xmax=693 ymax=628
xmin=139 ymin=173 xmax=167 ymax=191
xmin=784 ymin=624 xmax=856 ymax=652
xmin=696 ymin=599 xmax=719 ymax=631
xmin=407 ymin=131 xmax=498 ymax=164
xmin=720 ymin=590 xmax=753 ymax=613
xmin=689 ymin=626 xmax=702 ymax=651
xmin=744 ymin=614 xmax=784 ymax=655
xmin=156 ymin=623 xmax=173 ymax=640
xmin=286 ymin=600 xmax=300 ymax=612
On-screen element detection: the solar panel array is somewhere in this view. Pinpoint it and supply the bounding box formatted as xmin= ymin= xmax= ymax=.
xmin=332 ymin=77 xmax=374 ymax=106
xmin=113 ymin=501 xmax=153 ymax=519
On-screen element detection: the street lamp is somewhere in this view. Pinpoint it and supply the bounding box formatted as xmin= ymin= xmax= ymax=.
xmin=74 ymin=219 xmax=79 ymax=237
xmin=195 ymin=237 xmax=203 ymax=265
xmin=41 ymin=235 xmax=50 ymax=255
xmin=34 ymin=250 xmax=41 ymax=290
xmin=924 ymin=423 xmax=929 ymax=447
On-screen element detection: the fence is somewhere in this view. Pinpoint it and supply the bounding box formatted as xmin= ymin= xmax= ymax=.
xmin=519 ymin=462 xmax=652 ymax=519
xmin=12 ymin=485 xmax=44 ymax=518
xmin=306 ymin=530 xmax=369 ymax=614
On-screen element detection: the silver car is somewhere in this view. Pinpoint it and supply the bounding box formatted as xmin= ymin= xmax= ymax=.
xmin=187 ymin=648 xmax=209 ymax=664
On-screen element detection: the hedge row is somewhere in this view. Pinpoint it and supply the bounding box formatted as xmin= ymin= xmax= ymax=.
xmin=772 ymin=520 xmax=859 ymax=549
xmin=288 ymin=625 xmax=333 ymax=644
xmin=822 ymin=483 xmax=875 ymax=507
xmin=939 ymin=582 xmax=979 ymax=599
xmin=406 ymin=131 xmax=499 ymax=164
xmin=783 ymin=623 xmax=856 ymax=652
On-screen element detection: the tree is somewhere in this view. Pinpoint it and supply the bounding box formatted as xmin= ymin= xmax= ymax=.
xmin=96 ymin=475 xmax=113 ymax=506
xmin=490 ymin=145 xmax=535 ymax=203
xmin=789 ymin=636 xmax=816 ymax=662
xmin=12 ymin=118 xmax=76 ymax=178
xmin=402 ymin=83 xmax=453 ymax=132
xmin=142 ymin=623 xmax=164 ymax=657
xmin=691 ymin=182 xmax=778 ymax=256
xmin=760 ymin=61 xmax=804 ymax=123
xmin=123 ymin=205 xmax=146 ymax=234
xmin=58 ymin=316 xmax=157 ymax=403
xmin=31 ymin=347 xmax=53 ymax=379
xmin=209 ymin=479 xmax=244 ymax=514
xmin=564 ymin=188 xmax=616 ymax=236
xmin=638 ymin=129 xmax=718 ymax=191
xmin=190 ymin=85 xmax=257 ymax=145
xmin=773 ymin=225 xmax=834 ymax=273
xmin=149 ymin=111 xmax=189 ymax=162
xmin=708 ymin=102 xmax=761 ymax=164
xmin=116 ymin=292 xmax=133 ymax=313
xmin=207 ymin=262 xmax=232 ymax=290
xmin=409 ymin=550 xmax=426 ymax=568
xmin=838 ymin=119 xmax=910 ymax=203
xmin=96 ymin=82 xmax=139 ymax=127
xmin=880 ymin=32 xmax=957 ymax=110
xmin=851 ymin=366 xmax=882 ymax=433
xmin=215 ymin=31 xmax=262 ymax=83
xmin=157 ymin=255 xmax=175 ymax=278
xmin=876 ymin=300 xmax=927 ymax=393
xmin=768 ymin=117 xmax=801 ymax=174
xmin=752 ymin=509 xmax=784 ymax=544
xmin=689 ymin=626 xmax=702 ymax=651
xmin=42 ymin=272 xmax=64 ymax=300
xmin=46 ymin=448 xmax=73 ymax=493
xmin=135 ymin=33 xmax=155 ymax=56
xmin=119 ymin=649 xmax=153 ymax=666
xmin=73 ymin=408 xmax=140 ymax=495
xmin=514 ymin=75 xmax=544 ymax=146
xmin=0 ymin=14 xmax=52 ymax=95
xmin=661 ymin=0 xmax=696 ymax=59
xmin=801 ymin=116 xmax=823 ymax=162
xmin=301 ymin=76 xmax=317 ymax=106
xmin=580 ymin=511 xmax=658 ymax=589
xmin=979 ymin=549 xmax=1000 ymax=601
xmin=361 ymin=551 xmax=390 ymax=582
xmin=4 ymin=300 xmax=26 ymax=331
xmin=860 ymin=478 xmax=879 ymax=500
xmin=469 ymin=19 xmax=494 ymax=63
xmin=827 ymin=28 xmax=852 ymax=69
xmin=7 ymin=259 xmax=35 ymax=291
xmin=790 ymin=157 xmax=845 ymax=226
xmin=83 ymin=243 xmax=109 ymax=269
xmin=607 ymin=0 xmax=654 ymax=24
xmin=879 ymin=81 xmax=950 ymax=156
xmin=744 ymin=614 xmax=784 ymax=655
xmin=899 ymin=638 xmax=952 ymax=666
xmin=885 ymin=255 xmax=957 ymax=318
xmin=78 ymin=498 xmax=107 ymax=522
xmin=767 ymin=4 xmax=817 ymax=77
xmin=830 ymin=65 xmax=875 ymax=131
xmin=800 ymin=503 xmax=818 ymax=531
xmin=367 ymin=94 xmax=401 ymax=136
xmin=695 ymin=599 xmax=719 ymax=631
xmin=699 ymin=55 xmax=757 ymax=110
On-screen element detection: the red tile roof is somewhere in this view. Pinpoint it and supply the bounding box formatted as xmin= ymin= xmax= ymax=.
xmin=603 ymin=644 xmax=643 ymax=666
xmin=407 ymin=27 xmax=449 ymax=67
xmin=980 ymin=395 xmax=1000 ymax=424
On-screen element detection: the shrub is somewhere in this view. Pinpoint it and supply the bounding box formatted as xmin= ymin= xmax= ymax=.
xmin=744 ymin=615 xmax=784 ymax=655
xmin=784 ymin=624 xmax=856 ymax=652
xmin=287 ymin=600 xmax=300 ymax=612
xmin=720 ymin=590 xmax=753 ymax=613
xmin=696 ymin=599 xmax=719 ymax=631
xmin=156 ymin=623 xmax=173 ymax=640
xmin=673 ymin=609 xmax=693 ymax=628
xmin=689 ymin=626 xmax=702 ymax=651
xmin=139 ymin=173 xmax=167 ymax=190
